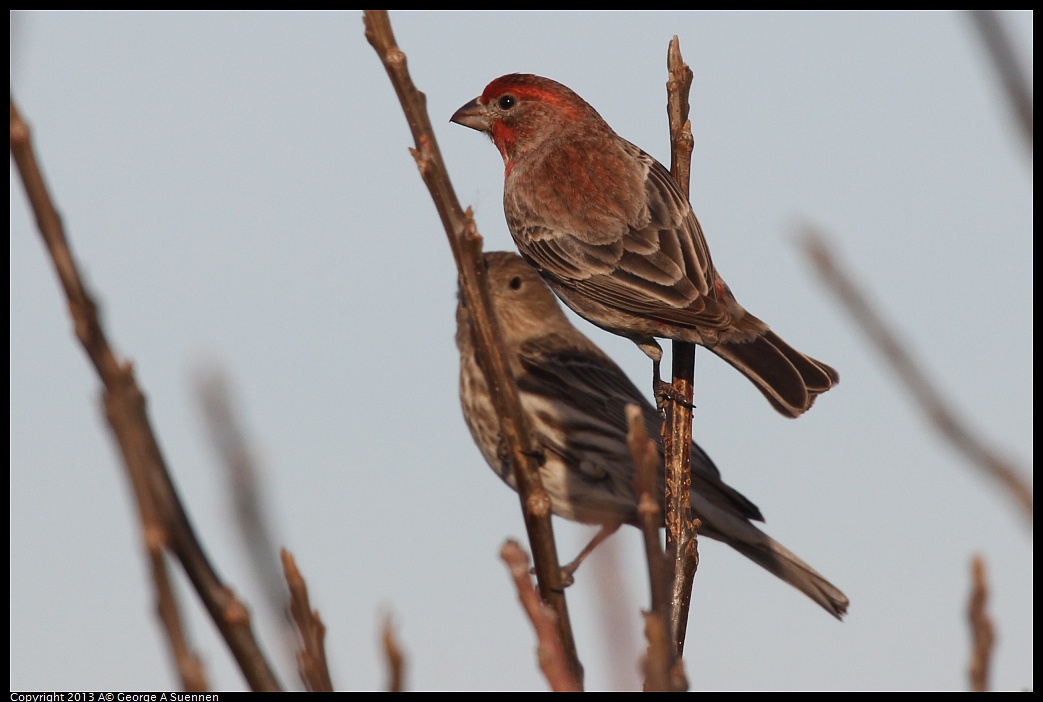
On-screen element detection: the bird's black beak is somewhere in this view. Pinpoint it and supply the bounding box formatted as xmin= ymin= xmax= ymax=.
xmin=450 ymin=98 xmax=490 ymax=132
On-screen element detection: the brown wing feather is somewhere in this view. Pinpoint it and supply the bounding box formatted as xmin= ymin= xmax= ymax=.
xmin=507 ymin=139 xmax=737 ymax=332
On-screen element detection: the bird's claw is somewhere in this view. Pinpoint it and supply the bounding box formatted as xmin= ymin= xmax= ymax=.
xmin=528 ymin=563 xmax=577 ymax=589
xmin=654 ymin=378 xmax=697 ymax=412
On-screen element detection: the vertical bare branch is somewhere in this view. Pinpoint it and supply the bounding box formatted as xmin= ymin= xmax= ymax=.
xmin=500 ymin=541 xmax=582 ymax=692
xmin=11 ymin=96 xmax=281 ymax=691
xmin=626 ymin=405 xmax=685 ymax=692
xmin=967 ymin=10 xmax=1033 ymax=154
xmin=639 ymin=611 xmax=672 ymax=692
xmin=362 ymin=10 xmax=581 ymax=685
xmin=381 ymin=614 xmax=406 ymax=693
xmin=967 ymin=555 xmax=995 ymax=692
xmin=666 ymin=36 xmax=695 ymax=198
xmin=639 ymin=611 xmax=688 ymax=693
xmin=663 ymin=35 xmax=700 ymax=659
xmin=801 ymin=227 xmax=1032 ymax=524
xmin=626 ymin=405 xmax=671 ymax=621
xmin=281 ymin=550 xmax=334 ymax=692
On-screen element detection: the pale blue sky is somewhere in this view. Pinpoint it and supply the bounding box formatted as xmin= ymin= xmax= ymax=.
xmin=11 ymin=11 xmax=1032 ymax=691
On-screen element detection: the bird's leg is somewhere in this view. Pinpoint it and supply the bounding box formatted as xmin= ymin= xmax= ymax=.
xmin=558 ymin=522 xmax=623 ymax=587
xmin=652 ymin=357 xmax=671 ymax=411
xmin=655 ymin=377 xmax=697 ymax=412
xmin=530 ymin=522 xmax=622 ymax=587
xmin=643 ymin=340 xmax=696 ymax=412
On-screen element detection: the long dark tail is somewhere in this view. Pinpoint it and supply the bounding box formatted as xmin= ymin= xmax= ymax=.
xmin=696 ymin=499 xmax=849 ymax=619
xmin=712 ymin=330 xmax=839 ymax=418
xmin=721 ymin=528 xmax=849 ymax=619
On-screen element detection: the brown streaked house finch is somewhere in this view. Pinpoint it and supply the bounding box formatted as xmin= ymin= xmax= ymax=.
xmin=457 ymin=251 xmax=848 ymax=618
xmin=452 ymin=74 xmax=838 ymax=418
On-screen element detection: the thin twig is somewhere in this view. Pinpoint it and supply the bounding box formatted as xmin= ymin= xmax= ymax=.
xmin=967 ymin=10 xmax=1033 ymax=155
xmin=109 ymin=397 xmax=209 ymax=692
xmin=11 ymin=96 xmax=281 ymax=691
xmin=639 ymin=611 xmax=687 ymax=693
xmin=362 ymin=10 xmax=582 ymax=685
xmin=195 ymin=365 xmax=299 ymax=676
xmin=626 ymin=405 xmax=671 ymax=621
xmin=500 ymin=541 xmax=582 ymax=692
xmin=150 ymin=533 xmax=209 ymax=689
xmin=381 ymin=613 xmax=406 ymax=693
xmin=966 ymin=555 xmax=995 ymax=692
xmin=281 ymin=550 xmax=334 ymax=692
xmin=626 ymin=405 xmax=683 ymax=692
xmin=663 ymin=35 xmax=700 ymax=659
xmin=801 ymin=227 xmax=1032 ymax=524
xmin=640 ymin=611 xmax=672 ymax=692
xmin=85 ymin=336 xmax=207 ymax=690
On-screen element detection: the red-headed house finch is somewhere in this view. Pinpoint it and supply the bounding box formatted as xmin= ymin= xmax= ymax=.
xmin=457 ymin=251 xmax=848 ymax=618
xmin=452 ymin=74 xmax=838 ymax=418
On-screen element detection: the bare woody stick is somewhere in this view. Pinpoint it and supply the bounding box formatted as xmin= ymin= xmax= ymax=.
xmin=801 ymin=227 xmax=1032 ymax=524
xmin=106 ymin=392 xmax=208 ymax=692
xmin=663 ymin=35 xmax=701 ymax=658
xmin=626 ymin=405 xmax=671 ymax=626
xmin=640 ymin=612 xmax=682 ymax=693
xmin=362 ymin=10 xmax=582 ymax=685
xmin=966 ymin=555 xmax=995 ymax=692
xmin=500 ymin=541 xmax=582 ymax=692
xmin=10 ymin=97 xmax=281 ymax=692
xmin=381 ymin=614 xmax=406 ymax=693
xmin=152 ymin=550 xmax=208 ymax=690
xmin=281 ymin=550 xmax=334 ymax=692
xmin=626 ymin=405 xmax=685 ymax=692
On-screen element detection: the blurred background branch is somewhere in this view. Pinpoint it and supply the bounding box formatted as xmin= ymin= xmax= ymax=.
xmin=966 ymin=555 xmax=995 ymax=692
xmin=967 ymin=10 xmax=1033 ymax=155
xmin=194 ymin=364 xmax=301 ymax=680
xmin=381 ymin=613 xmax=407 ymax=693
xmin=10 ymin=97 xmax=281 ymax=691
xmin=800 ymin=226 xmax=1032 ymax=524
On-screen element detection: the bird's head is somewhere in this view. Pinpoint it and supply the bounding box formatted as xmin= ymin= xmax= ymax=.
xmin=451 ymin=74 xmax=601 ymax=168
xmin=456 ymin=251 xmax=568 ymax=350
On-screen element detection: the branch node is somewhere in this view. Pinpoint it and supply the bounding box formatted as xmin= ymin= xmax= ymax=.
xmin=527 ymin=491 xmax=552 ymax=519
xmin=225 ymin=598 xmax=250 ymax=626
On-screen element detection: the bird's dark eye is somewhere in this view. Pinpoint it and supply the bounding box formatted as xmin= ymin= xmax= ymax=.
xmin=498 ymin=95 xmax=516 ymax=110
xmin=509 ymin=276 xmax=522 ymax=290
